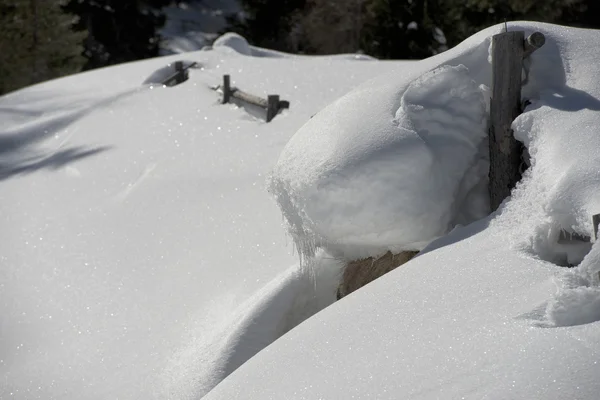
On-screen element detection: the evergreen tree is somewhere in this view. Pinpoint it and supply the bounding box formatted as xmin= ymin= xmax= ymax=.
xmin=302 ymin=0 xmax=367 ymax=54
xmin=361 ymin=0 xmax=445 ymax=59
xmin=0 ymin=0 xmax=86 ymax=95
xmin=63 ymin=0 xmax=172 ymax=70
xmin=437 ymin=0 xmax=585 ymax=48
xmin=560 ymin=0 xmax=600 ymax=30
xmin=226 ymin=0 xmax=308 ymax=53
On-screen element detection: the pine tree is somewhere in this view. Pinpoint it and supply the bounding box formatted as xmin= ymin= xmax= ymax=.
xmin=0 ymin=0 xmax=86 ymax=95
xmin=361 ymin=0 xmax=444 ymax=59
xmin=63 ymin=0 xmax=172 ymax=70
xmin=437 ymin=0 xmax=585 ymax=48
xmin=226 ymin=0 xmax=308 ymax=53
xmin=301 ymin=0 xmax=367 ymax=54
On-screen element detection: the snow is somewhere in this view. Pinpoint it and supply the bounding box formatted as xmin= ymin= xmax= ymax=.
xmin=269 ymin=63 xmax=489 ymax=261
xmin=203 ymin=22 xmax=600 ymax=399
xmin=212 ymin=32 xmax=252 ymax=56
xmin=5 ymin=20 xmax=600 ymax=400
xmin=204 ymin=216 xmax=600 ymax=400
xmin=0 ymin=43 xmax=403 ymax=399
xmin=160 ymin=0 xmax=240 ymax=55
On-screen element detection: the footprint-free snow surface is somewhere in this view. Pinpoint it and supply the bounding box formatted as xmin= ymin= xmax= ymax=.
xmin=4 ymin=22 xmax=600 ymax=400
xmin=208 ymin=22 xmax=600 ymax=400
xmin=0 ymin=37 xmax=403 ymax=399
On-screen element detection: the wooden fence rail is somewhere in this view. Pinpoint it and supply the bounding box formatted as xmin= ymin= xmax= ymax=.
xmin=218 ymin=74 xmax=289 ymax=122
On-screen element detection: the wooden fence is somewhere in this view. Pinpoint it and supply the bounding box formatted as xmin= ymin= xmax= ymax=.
xmin=218 ymin=74 xmax=289 ymax=122
xmin=161 ymin=61 xmax=197 ymax=87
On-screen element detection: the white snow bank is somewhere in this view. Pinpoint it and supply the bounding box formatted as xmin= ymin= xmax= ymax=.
xmin=205 ymin=22 xmax=600 ymax=400
xmin=269 ymin=36 xmax=494 ymax=261
xmin=0 ymin=42 xmax=406 ymax=399
xmin=205 ymin=217 xmax=600 ymax=400
xmin=160 ymin=252 xmax=342 ymax=399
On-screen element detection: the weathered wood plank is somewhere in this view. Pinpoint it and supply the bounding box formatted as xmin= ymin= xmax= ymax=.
xmin=488 ymin=31 xmax=525 ymax=211
xmin=231 ymin=89 xmax=268 ymax=108
xmin=217 ymin=74 xmax=288 ymax=122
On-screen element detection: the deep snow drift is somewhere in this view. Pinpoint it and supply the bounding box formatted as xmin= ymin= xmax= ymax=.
xmin=205 ymin=22 xmax=600 ymax=400
xmin=5 ymin=21 xmax=600 ymax=400
xmin=269 ymin=63 xmax=490 ymax=260
xmin=0 ymin=36 xmax=404 ymax=399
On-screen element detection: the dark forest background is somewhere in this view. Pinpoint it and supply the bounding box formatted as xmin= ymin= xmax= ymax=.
xmin=1 ymin=0 xmax=599 ymax=95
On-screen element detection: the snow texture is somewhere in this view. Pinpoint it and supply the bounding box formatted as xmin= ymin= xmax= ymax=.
xmin=5 ymin=20 xmax=600 ymax=400
xmin=0 ymin=40 xmax=401 ymax=399
xmin=269 ymin=55 xmax=490 ymax=262
xmin=206 ymin=22 xmax=600 ymax=400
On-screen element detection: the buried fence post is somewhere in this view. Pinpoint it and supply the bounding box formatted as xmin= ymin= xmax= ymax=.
xmin=216 ymin=75 xmax=288 ymax=122
xmin=174 ymin=61 xmax=184 ymax=84
xmin=266 ymin=95 xmax=280 ymax=122
xmin=488 ymin=31 xmax=545 ymax=211
xmin=222 ymin=74 xmax=231 ymax=104
xmin=594 ymin=214 xmax=600 ymax=281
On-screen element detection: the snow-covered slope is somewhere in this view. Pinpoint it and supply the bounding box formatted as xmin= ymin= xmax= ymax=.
xmin=160 ymin=0 xmax=240 ymax=54
xmin=5 ymin=21 xmax=600 ymax=400
xmin=0 ymin=39 xmax=406 ymax=399
xmin=204 ymin=22 xmax=600 ymax=399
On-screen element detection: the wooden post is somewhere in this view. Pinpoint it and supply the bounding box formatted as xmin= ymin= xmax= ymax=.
xmin=222 ymin=75 xmax=231 ymax=104
xmin=175 ymin=61 xmax=184 ymax=84
xmin=488 ymin=31 xmax=545 ymax=211
xmin=266 ymin=95 xmax=280 ymax=122
xmin=488 ymin=31 xmax=525 ymax=211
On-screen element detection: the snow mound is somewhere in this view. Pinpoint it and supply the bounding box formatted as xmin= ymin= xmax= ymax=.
xmin=269 ymin=64 xmax=488 ymax=261
xmin=205 ymin=22 xmax=600 ymax=400
xmin=1 ymin=40 xmax=406 ymax=399
xmin=543 ymin=244 xmax=600 ymax=327
xmin=213 ymin=32 xmax=252 ymax=56
xmin=160 ymin=252 xmax=342 ymax=399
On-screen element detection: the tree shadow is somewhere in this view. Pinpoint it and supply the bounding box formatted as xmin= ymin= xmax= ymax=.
xmin=0 ymin=145 xmax=111 ymax=181
xmin=0 ymin=109 xmax=87 ymax=156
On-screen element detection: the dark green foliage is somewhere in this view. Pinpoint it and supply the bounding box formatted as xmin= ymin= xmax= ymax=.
xmin=227 ymin=0 xmax=597 ymax=60
xmin=560 ymin=0 xmax=600 ymax=29
xmin=63 ymin=0 xmax=172 ymax=70
xmin=0 ymin=0 xmax=86 ymax=95
xmin=361 ymin=0 xmax=446 ymax=59
xmin=438 ymin=0 xmax=585 ymax=48
xmin=226 ymin=0 xmax=308 ymax=52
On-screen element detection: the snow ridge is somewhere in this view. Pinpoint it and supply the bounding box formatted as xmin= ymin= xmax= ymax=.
xmin=269 ymin=64 xmax=489 ymax=262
